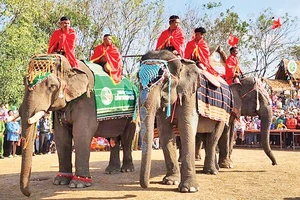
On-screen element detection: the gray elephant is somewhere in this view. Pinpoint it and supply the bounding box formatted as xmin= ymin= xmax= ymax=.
xmin=137 ymin=50 xmax=277 ymax=193
xmin=19 ymin=54 xmax=138 ymax=197
xmin=175 ymin=79 xmax=277 ymax=169
xmin=138 ymin=50 xmax=236 ymax=193
xmin=217 ymin=77 xmax=277 ymax=168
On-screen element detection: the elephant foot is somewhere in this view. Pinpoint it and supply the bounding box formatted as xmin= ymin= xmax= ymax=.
xmin=162 ymin=174 xmax=180 ymax=185
xmin=121 ymin=162 xmax=134 ymax=172
xmin=69 ymin=175 xmax=92 ymax=188
xmin=219 ymin=158 xmax=234 ymax=169
xmin=178 ymin=177 xmax=199 ymax=193
xmin=105 ymin=165 xmax=121 ymax=174
xmin=203 ymin=166 xmax=219 ymax=175
xmin=53 ymin=172 xmax=73 ymax=185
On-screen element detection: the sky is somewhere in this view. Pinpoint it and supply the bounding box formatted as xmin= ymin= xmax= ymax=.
xmin=164 ymin=0 xmax=300 ymax=21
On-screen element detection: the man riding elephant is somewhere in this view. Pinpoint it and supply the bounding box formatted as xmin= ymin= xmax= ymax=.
xmin=90 ymin=34 xmax=123 ymax=84
xmin=156 ymin=15 xmax=185 ymax=57
xmin=48 ymin=16 xmax=78 ymax=68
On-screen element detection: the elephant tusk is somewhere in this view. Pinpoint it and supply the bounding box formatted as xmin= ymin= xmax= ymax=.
xmin=28 ymin=111 xmax=45 ymax=124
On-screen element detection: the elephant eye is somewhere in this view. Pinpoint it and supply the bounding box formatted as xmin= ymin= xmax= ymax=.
xmin=49 ymin=84 xmax=57 ymax=91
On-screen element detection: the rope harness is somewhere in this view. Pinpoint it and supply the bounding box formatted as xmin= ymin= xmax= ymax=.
xmin=139 ymin=59 xmax=177 ymax=117
xmin=240 ymin=78 xmax=271 ymax=111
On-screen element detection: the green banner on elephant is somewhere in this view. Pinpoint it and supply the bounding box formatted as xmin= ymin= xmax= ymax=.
xmin=83 ymin=61 xmax=138 ymax=121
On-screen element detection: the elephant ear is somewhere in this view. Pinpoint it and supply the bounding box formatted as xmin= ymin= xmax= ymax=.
xmin=177 ymin=61 xmax=200 ymax=99
xmin=230 ymin=83 xmax=242 ymax=117
xmin=64 ymin=68 xmax=89 ymax=102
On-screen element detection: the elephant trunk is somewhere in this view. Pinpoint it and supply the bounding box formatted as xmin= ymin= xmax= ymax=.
xmin=260 ymin=114 xmax=277 ymax=165
xmin=20 ymin=103 xmax=40 ymax=197
xmin=20 ymin=122 xmax=36 ymax=197
xmin=139 ymin=107 xmax=156 ymax=188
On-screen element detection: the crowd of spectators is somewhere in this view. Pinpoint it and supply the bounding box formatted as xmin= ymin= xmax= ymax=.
xmin=234 ymin=91 xmax=300 ymax=147
xmin=0 ymin=103 xmax=57 ymax=159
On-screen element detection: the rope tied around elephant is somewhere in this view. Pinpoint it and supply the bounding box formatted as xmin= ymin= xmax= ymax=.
xmin=139 ymin=59 xmax=173 ymax=117
xmin=21 ymin=123 xmax=37 ymax=150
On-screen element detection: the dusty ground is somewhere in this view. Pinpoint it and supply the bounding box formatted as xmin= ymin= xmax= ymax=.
xmin=0 ymin=148 xmax=299 ymax=200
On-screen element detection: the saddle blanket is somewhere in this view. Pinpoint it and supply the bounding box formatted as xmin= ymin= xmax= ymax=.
xmin=83 ymin=61 xmax=138 ymax=121
xmin=197 ymin=73 xmax=233 ymax=124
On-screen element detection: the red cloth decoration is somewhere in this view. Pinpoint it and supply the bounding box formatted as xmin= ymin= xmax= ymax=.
xmin=225 ymin=54 xmax=242 ymax=84
xmin=272 ymin=18 xmax=282 ymax=29
xmin=90 ymin=43 xmax=122 ymax=84
xmin=228 ymin=34 xmax=239 ymax=47
xmin=184 ymin=39 xmax=219 ymax=76
xmin=48 ymin=28 xmax=78 ymax=68
xmin=156 ymin=27 xmax=185 ymax=57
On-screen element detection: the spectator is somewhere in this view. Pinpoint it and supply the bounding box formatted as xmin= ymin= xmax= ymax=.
xmin=276 ymin=119 xmax=287 ymax=130
xmin=285 ymin=113 xmax=296 ymax=147
xmin=271 ymin=92 xmax=278 ymax=107
xmin=0 ymin=110 xmax=5 ymax=159
xmin=152 ymin=137 xmax=160 ymax=150
xmin=247 ymin=118 xmax=258 ymax=145
xmin=5 ymin=110 xmax=20 ymax=158
xmin=234 ymin=116 xmax=246 ymax=144
xmin=38 ymin=113 xmax=51 ymax=154
xmin=276 ymin=98 xmax=283 ymax=110
xmin=278 ymin=93 xmax=286 ymax=109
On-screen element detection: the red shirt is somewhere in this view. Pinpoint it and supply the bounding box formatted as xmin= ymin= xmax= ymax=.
xmin=48 ymin=28 xmax=78 ymax=68
xmin=225 ymin=54 xmax=242 ymax=84
xmin=286 ymin=118 xmax=297 ymax=129
xmin=184 ymin=39 xmax=218 ymax=76
xmin=90 ymin=43 xmax=122 ymax=84
xmin=156 ymin=27 xmax=185 ymax=57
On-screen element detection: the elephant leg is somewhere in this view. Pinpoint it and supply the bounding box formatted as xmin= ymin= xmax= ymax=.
xmin=53 ymin=121 xmax=73 ymax=185
xmin=203 ymin=122 xmax=224 ymax=175
xmin=177 ymin=136 xmax=182 ymax=162
xmin=195 ymin=134 xmax=203 ymax=161
xmin=69 ymin=127 xmax=94 ymax=188
xmin=105 ymin=137 xmax=121 ymax=174
xmin=176 ymin=106 xmax=199 ymax=193
xmin=156 ymin=112 xmax=180 ymax=186
xmin=120 ymin=121 xmax=135 ymax=172
xmin=218 ymin=124 xmax=234 ymax=169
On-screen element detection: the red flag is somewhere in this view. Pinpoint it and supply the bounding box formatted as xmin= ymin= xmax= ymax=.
xmin=272 ymin=18 xmax=281 ymax=29
xmin=228 ymin=34 xmax=239 ymax=47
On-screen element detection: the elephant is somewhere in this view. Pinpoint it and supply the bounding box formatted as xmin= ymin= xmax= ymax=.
xmin=178 ymin=78 xmax=277 ymax=169
xmin=19 ymin=54 xmax=138 ymax=197
xmin=137 ymin=50 xmax=277 ymax=193
xmin=138 ymin=50 xmax=234 ymax=193
xmin=217 ymin=77 xmax=277 ymax=168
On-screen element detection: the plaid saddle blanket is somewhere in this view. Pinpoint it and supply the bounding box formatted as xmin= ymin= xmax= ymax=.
xmin=197 ymin=73 xmax=233 ymax=124
xmin=83 ymin=61 xmax=138 ymax=121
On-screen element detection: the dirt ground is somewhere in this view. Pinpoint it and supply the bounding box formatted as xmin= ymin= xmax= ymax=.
xmin=0 ymin=148 xmax=299 ymax=200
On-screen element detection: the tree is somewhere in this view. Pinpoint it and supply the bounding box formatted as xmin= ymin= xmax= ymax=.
xmin=246 ymin=9 xmax=300 ymax=77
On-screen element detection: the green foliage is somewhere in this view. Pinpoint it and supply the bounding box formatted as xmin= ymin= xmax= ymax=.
xmin=246 ymin=9 xmax=300 ymax=77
